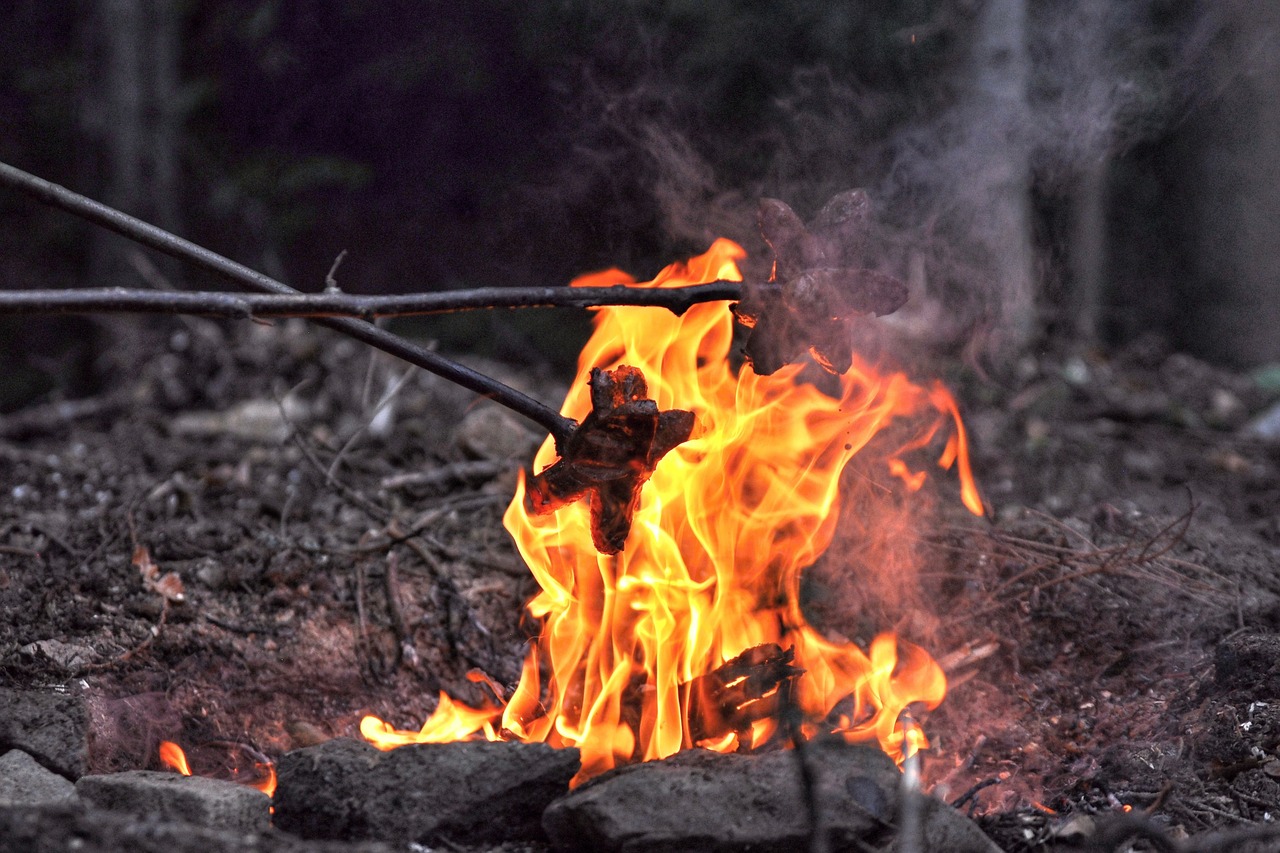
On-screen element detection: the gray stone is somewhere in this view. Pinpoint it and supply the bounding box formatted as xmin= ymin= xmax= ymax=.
xmin=543 ymin=740 xmax=999 ymax=853
xmin=0 ymin=750 xmax=80 ymax=807
xmin=0 ymin=687 xmax=88 ymax=779
xmin=75 ymin=770 xmax=270 ymax=833
xmin=542 ymin=740 xmax=899 ymax=852
xmin=0 ymin=804 xmax=396 ymax=853
xmin=895 ymin=793 xmax=1004 ymax=853
xmin=454 ymin=405 xmax=540 ymax=461
xmin=273 ymin=737 xmax=579 ymax=845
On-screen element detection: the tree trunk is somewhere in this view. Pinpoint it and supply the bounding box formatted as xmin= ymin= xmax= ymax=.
xmin=85 ymin=0 xmax=185 ymax=287
xmin=1069 ymin=156 xmax=1108 ymax=345
xmin=966 ymin=0 xmax=1035 ymax=361
xmin=1168 ymin=1 xmax=1280 ymax=367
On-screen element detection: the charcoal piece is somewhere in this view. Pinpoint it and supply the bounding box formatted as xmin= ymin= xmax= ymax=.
xmin=686 ymin=644 xmax=805 ymax=743
xmin=0 ymin=750 xmax=80 ymax=807
xmin=739 ymin=194 xmax=908 ymax=376
xmin=272 ymin=737 xmax=580 ymax=845
xmin=0 ymin=803 xmax=395 ymax=853
xmin=0 ymin=687 xmax=88 ymax=780
xmin=758 ymin=198 xmax=812 ymax=281
xmin=526 ymin=365 xmax=695 ymax=554
xmin=544 ymin=738 xmax=999 ymax=852
xmin=75 ymin=770 xmax=269 ymax=832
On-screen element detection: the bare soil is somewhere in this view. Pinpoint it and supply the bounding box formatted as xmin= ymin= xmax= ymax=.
xmin=2 ymin=318 xmax=1278 ymax=851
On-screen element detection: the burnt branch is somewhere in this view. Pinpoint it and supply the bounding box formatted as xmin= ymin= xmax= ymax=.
xmin=0 ymin=160 xmax=578 ymax=449
xmin=737 ymin=192 xmax=909 ymax=375
xmin=0 ymin=282 xmax=744 ymax=320
xmin=0 ymin=162 xmax=899 ymax=554
xmin=525 ymin=365 xmax=695 ymax=554
xmin=685 ymin=643 xmax=805 ymax=744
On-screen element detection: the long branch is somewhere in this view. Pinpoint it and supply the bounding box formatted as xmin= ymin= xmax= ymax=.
xmin=0 ymin=160 xmax=580 ymax=447
xmin=0 ymin=282 xmax=744 ymax=320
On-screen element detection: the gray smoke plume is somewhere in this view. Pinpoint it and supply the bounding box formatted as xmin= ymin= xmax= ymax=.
xmin=523 ymin=0 xmax=1221 ymax=365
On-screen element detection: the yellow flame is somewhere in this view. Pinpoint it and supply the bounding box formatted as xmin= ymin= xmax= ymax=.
xmin=362 ymin=239 xmax=979 ymax=783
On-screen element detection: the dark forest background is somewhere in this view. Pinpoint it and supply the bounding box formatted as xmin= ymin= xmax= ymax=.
xmin=2 ymin=0 xmax=1278 ymax=410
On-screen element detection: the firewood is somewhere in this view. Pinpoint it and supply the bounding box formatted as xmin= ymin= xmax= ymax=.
xmin=736 ymin=193 xmax=908 ymax=375
xmin=686 ymin=643 xmax=805 ymax=744
xmin=525 ymin=365 xmax=695 ymax=554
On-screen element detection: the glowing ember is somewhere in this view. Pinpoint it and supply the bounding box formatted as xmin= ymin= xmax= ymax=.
xmin=362 ymin=239 xmax=981 ymax=783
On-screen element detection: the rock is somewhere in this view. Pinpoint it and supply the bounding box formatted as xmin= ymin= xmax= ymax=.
xmin=1245 ymin=399 xmax=1280 ymax=441
xmin=905 ymin=793 xmax=1005 ymax=853
xmin=0 ymin=687 xmax=88 ymax=779
xmin=273 ymin=737 xmax=580 ymax=845
xmin=543 ymin=739 xmax=999 ymax=853
xmin=454 ymin=405 xmax=540 ymax=461
xmin=75 ymin=770 xmax=270 ymax=833
xmin=17 ymin=638 xmax=98 ymax=671
xmin=0 ymin=750 xmax=80 ymax=807
xmin=0 ymin=803 xmax=395 ymax=853
xmin=169 ymin=398 xmax=308 ymax=443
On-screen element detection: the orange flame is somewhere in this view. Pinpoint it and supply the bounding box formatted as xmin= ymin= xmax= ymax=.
xmin=157 ymin=740 xmax=276 ymax=798
xmin=158 ymin=740 xmax=191 ymax=776
xmin=364 ymin=239 xmax=980 ymax=782
xmin=250 ymin=762 xmax=278 ymax=798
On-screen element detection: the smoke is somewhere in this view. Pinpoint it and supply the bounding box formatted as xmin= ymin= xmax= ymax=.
xmin=520 ymin=0 xmax=1219 ymax=361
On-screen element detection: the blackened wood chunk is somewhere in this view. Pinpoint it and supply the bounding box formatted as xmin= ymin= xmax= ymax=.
xmin=741 ymin=194 xmax=908 ymax=376
xmin=757 ymin=198 xmax=811 ymax=281
xmin=525 ymin=365 xmax=695 ymax=555
xmin=812 ymin=189 xmax=872 ymax=263
xmin=687 ymin=643 xmax=805 ymax=744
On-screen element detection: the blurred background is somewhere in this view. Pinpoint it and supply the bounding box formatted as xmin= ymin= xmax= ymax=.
xmin=2 ymin=0 xmax=1277 ymax=410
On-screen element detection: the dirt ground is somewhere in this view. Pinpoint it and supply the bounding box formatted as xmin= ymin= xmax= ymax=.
xmin=2 ymin=315 xmax=1278 ymax=851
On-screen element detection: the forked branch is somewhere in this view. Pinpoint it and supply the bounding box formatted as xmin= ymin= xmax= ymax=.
xmin=0 ymin=161 xmax=580 ymax=448
xmin=0 ymin=283 xmax=746 ymax=320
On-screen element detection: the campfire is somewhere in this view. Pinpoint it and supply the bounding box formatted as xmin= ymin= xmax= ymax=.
xmin=359 ymin=236 xmax=981 ymax=783
xmin=11 ymin=164 xmax=1273 ymax=852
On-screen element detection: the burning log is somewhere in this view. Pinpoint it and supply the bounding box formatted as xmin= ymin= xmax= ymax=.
xmin=524 ymin=365 xmax=695 ymax=554
xmin=736 ymin=191 xmax=909 ymax=375
xmin=686 ymin=643 xmax=805 ymax=745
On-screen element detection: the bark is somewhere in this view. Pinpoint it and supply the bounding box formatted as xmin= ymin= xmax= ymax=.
xmin=1168 ymin=1 xmax=1280 ymax=366
xmin=87 ymin=0 xmax=185 ymax=285
xmin=967 ymin=0 xmax=1035 ymax=360
xmin=1069 ymin=156 xmax=1108 ymax=344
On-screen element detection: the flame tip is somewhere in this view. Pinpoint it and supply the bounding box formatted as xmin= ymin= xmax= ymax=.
xmin=364 ymin=239 xmax=977 ymax=781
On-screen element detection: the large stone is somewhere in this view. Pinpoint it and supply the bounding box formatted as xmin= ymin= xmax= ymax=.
xmin=900 ymin=793 xmax=1004 ymax=853
xmin=0 ymin=750 xmax=80 ymax=807
xmin=273 ymin=737 xmax=580 ymax=845
xmin=0 ymin=687 xmax=88 ymax=779
xmin=543 ymin=739 xmax=999 ymax=853
xmin=0 ymin=804 xmax=395 ymax=853
xmin=75 ymin=770 xmax=270 ymax=833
